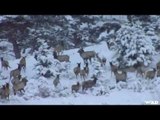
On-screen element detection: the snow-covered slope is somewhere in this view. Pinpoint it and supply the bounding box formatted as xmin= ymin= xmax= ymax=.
xmin=0 ymin=41 xmax=160 ymax=105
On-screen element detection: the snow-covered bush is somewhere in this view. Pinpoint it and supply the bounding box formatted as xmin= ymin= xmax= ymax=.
xmin=127 ymin=78 xmax=142 ymax=92
xmin=115 ymin=24 xmax=155 ymax=68
xmin=116 ymin=81 xmax=127 ymax=90
xmin=145 ymin=27 xmax=160 ymax=52
xmin=34 ymin=39 xmax=54 ymax=78
xmin=94 ymin=82 xmax=110 ymax=96
xmin=0 ymin=39 xmax=14 ymax=59
xmin=38 ymin=83 xmax=51 ymax=98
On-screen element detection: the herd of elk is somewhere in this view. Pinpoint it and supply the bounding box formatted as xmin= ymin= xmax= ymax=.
xmin=0 ymin=56 xmax=28 ymax=99
xmin=2 ymin=41 xmax=160 ymax=100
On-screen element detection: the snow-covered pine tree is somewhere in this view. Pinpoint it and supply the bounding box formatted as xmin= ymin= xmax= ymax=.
xmin=0 ymin=39 xmax=14 ymax=59
xmin=144 ymin=27 xmax=160 ymax=52
xmin=114 ymin=24 xmax=155 ymax=68
xmin=34 ymin=39 xmax=54 ymax=78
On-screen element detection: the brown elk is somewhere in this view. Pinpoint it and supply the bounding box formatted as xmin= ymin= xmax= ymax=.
xmin=53 ymin=51 xmax=70 ymax=62
xmin=82 ymin=75 xmax=98 ymax=91
xmin=85 ymin=62 xmax=89 ymax=76
xmin=73 ymin=63 xmax=81 ymax=78
xmin=145 ymin=68 xmax=156 ymax=80
xmin=1 ymin=57 xmax=10 ymax=70
xmin=54 ymin=41 xmax=64 ymax=55
xmin=78 ymin=48 xmax=96 ymax=63
xmin=114 ymin=70 xmax=127 ymax=83
xmin=10 ymin=64 xmax=21 ymax=80
xmin=19 ymin=56 xmax=26 ymax=71
xmin=0 ymin=83 xmax=10 ymax=99
xmin=12 ymin=77 xmax=28 ymax=95
xmin=11 ymin=74 xmax=22 ymax=85
xmin=156 ymin=61 xmax=160 ymax=70
xmin=71 ymin=82 xmax=81 ymax=93
xmin=96 ymin=53 xmax=106 ymax=67
xmin=80 ymin=67 xmax=87 ymax=81
xmin=109 ymin=62 xmax=118 ymax=77
xmin=53 ymin=74 xmax=60 ymax=87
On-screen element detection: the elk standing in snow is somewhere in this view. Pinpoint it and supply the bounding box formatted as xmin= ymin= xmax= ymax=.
xmin=54 ymin=41 xmax=64 ymax=55
xmin=145 ymin=68 xmax=156 ymax=80
xmin=78 ymin=48 xmax=96 ymax=63
xmin=73 ymin=63 xmax=81 ymax=78
xmin=53 ymin=74 xmax=60 ymax=87
xmin=114 ymin=70 xmax=127 ymax=83
xmin=109 ymin=62 xmax=118 ymax=77
xmin=71 ymin=82 xmax=81 ymax=93
xmin=156 ymin=61 xmax=160 ymax=70
xmin=10 ymin=64 xmax=21 ymax=80
xmin=1 ymin=57 xmax=10 ymax=70
xmin=96 ymin=53 xmax=106 ymax=67
xmin=82 ymin=75 xmax=98 ymax=91
xmin=85 ymin=62 xmax=89 ymax=76
xmin=157 ymin=69 xmax=160 ymax=77
xmin=136 ymin=66 xmax=146 ymax=78
xmin=53 ymin=51 xmax=70 ymax=62
xmin=11 ymin=74 xmax=22 ymax=85
xmin=80 ymin=67 xmax=87 ymax=81
xmin=0 ymin=83 xmax=10 ymax=99
xmin=19 ymin=56 xmax=26 ymax=71
xmin=12 ymin=78 xmax=28 ymax=95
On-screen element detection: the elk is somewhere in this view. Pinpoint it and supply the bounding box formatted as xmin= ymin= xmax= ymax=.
xmin=53 ymin=74 xmax=60 ymax=87
xmin=54 ymin=41 xmax=64 ymax=55
xmin=78 ymin=48 xmax=96 ymax=63
xmin=80 ymin=67 xmax=87 ymax=81
xmin=1 ymin=57 xmax=10 ymax=70
xmin=12 ymin=77 xmax=28 ymax=95
xmin=136 ymin=66 xmax=146 ymax=78
xmin=53 ymin=51 xmax=70 ymax=62
xmin=73 ymin=63 xmax=81 ymax=78
xmin=85 ymin=62 xmax=89 ymax=76
xmin=0 ymin=85 xmax=5 ymax=99
xmin=114 ymin=70 xmax=127 ymax=83
xmin=145 ymin=68 xmax=156 ymax=80
xmin=4 ymin=83 xmax=10 ymax=100
xmin=156 ymin=61 xmax=160 ymax=70
xmin=82 ymin=75 xmax=98 ymax=91
xmin=10 ymin=64 xmax=21 ymax=80
xmin=157 ymin=69 xmax=160 ymax=77
xmin=0 ymin=83 xmax=10 ymax=99
xmin=19 ymin=56 xmax=26 ymax=71
xmin=120 ymin=66 xmax=137 ymax=73
xmin=96 ymin=53 xmax=106 ymax=67
xmin=11 ymin=74 xmax=22 ymax=85
xmin=109 ymin=62 xmax=118 ymax=77
xmin=71 ymin=82 xmax=81 ymax=93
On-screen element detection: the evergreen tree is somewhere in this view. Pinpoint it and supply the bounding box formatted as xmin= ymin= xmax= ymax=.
xmin=145 ymin=27 xmax=160 ymax=52
xmin=115 ymin=24 xmax=155 ymax=68
xmin=34 ymin=39 xmax=54 ymax=78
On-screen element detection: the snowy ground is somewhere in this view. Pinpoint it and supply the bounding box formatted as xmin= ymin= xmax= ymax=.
xmin=0 ymin=41 xmax=160 ymax=105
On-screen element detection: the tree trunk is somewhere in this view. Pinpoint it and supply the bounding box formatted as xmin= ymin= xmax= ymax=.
xmin=10 ymin=37 xmax=21 ymax=59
